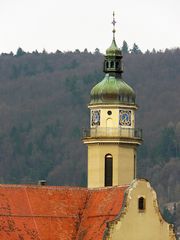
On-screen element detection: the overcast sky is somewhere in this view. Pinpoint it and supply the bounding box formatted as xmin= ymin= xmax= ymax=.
xmin=0 ymin=0 xmax=180 ymax=54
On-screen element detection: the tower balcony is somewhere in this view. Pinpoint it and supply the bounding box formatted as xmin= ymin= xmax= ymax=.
xmin=83 ymin=127 xmax=142 ymax=141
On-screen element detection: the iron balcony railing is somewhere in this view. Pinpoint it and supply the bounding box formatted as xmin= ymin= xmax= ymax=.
xmin=83 ymin=127 xmax=142 ymax=139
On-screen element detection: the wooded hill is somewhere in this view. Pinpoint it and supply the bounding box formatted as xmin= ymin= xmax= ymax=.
xmin=0 ymin=47 xmax=179 ymax=226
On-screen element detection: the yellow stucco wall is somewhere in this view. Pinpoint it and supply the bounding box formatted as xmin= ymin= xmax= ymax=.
xmin=88 ymin=143 xmax=136 ymax=188
xmin=86 ymin=104 xmax=139 ymax=188
xmin=104 ymin=179 xmax=176 ymax=240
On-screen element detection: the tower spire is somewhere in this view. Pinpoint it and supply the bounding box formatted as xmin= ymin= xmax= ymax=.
xmin=112 ymin=11 xmax=116 ymax=40
xmin=83 ymin=13 xmax=142 ymax=188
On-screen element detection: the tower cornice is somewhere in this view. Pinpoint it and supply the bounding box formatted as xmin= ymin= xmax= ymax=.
xmin=83 ymin=138 xmax=142 ymax=146
xmin=88 ymin=104 xmax=139 ymax=110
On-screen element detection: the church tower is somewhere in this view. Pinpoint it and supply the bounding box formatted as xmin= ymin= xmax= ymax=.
xmin=83 ymin=13 xmax=142 ymax=188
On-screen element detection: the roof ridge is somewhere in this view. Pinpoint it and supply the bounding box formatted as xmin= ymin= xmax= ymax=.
xmin=88 ymin=185 xmax=129 ymax=192
xmin=0 ymin=184 xmax=88 ymax=191
xmin=75 ymin=189 xmax=92 ymax=239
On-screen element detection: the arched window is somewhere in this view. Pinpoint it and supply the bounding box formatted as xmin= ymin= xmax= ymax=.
xmin=116 ymin=61 xmax=119 ymax=68
xmin=106 ymin=118 xmax=113 ymax=128
xmin=138 ymin=197 xmax=145 ymax=211
xmin=110 ymin=61 xmax=114 ymax=68
xmin=105 ymin=154 xmax=113 ymax=186
xmin=106 ymin=61 xmax=109 ymax=68
xmin=134 ymin=154 xmax=136 ymax=178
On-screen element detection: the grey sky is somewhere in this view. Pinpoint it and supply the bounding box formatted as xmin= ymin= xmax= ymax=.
xmin=0 ymin=0 xmax=180 ymax=53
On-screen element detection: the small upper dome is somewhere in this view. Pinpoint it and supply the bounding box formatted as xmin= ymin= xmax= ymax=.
xmin=106 ymin=39 xmax=122 ymax=57
xmin=90 ymin=12 xmax=135 ymax=105
xmin=90 ymin=74 xmax=136 ymax=105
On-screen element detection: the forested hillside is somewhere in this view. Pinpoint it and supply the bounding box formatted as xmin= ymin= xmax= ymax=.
xmin=0 ymin=47 xmax=179 ymax=227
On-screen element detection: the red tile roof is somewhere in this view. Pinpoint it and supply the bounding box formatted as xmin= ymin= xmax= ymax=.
xmin=0 ymin=184 xmax=128 ymax=240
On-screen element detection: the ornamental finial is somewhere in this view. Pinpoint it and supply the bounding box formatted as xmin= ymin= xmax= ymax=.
xmin=112 ymin=11 xmax=116 ymax=40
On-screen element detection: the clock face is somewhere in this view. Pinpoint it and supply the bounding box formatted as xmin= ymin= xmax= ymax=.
xmin=119 ymin=110 xmax=131 ymax=126
xmin=92 ymin=110 xmax=100 ymax=126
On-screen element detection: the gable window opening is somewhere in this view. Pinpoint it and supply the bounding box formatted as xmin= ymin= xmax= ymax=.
xmin=138 ymin=197 xmax=145 ymax=211
xmin=105 ymin=154 xmax=113 ymax=187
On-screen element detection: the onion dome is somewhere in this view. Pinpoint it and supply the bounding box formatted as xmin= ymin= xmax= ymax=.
xmin=90 ymin=74 xmax=135 ymax=104
xmin=106 ymin=39 xmax=122 ymax=57
xmin=90 ymin=12 xmax=136 ymax=105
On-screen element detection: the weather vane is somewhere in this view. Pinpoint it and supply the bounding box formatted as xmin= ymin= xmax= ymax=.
xmin=112 ymin=11 xmax=116 ymax=40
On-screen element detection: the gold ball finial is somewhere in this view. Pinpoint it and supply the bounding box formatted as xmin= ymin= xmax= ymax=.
xmin=112 ymin=11 xmax=116 ymax=40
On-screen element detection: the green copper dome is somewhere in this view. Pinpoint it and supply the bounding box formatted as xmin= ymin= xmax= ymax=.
xmin=90 ymin=74 xmax=135 ymax=105
xmin=106 ymin=39 xmax=122 ymax=56
xmin=90 ymin=13 xmax=135 ymax=105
